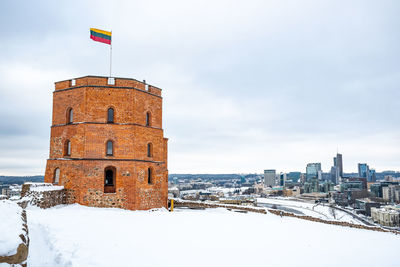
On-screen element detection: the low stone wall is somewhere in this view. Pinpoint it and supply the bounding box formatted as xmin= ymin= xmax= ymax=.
xmin=267 ymin=209 xmax=399 ymax=234
xmin=0 ymin=206 xmax=29 ymax=266
xmin=21 ymin=183 xmax=65 ymax=209
xmin=173 ymin=199 xmax=267 ymax=214
xmin=173 ymin=199 xmax=400 ymax=235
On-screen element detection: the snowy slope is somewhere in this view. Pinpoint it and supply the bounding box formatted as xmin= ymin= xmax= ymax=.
xmin=26 ymin=204 xmax=399 ymax=267
xmin=257 ymin=197 xmax=363 ymax=224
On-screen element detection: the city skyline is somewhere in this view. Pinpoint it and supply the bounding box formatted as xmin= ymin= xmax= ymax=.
xmin=0 ymin=1 xmax=399 ymax=175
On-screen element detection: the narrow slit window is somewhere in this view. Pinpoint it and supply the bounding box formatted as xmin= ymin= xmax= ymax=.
xmin=146 ymin=112 xmax=151 ymax=126
xmin=147 ymin=143 xmax=153 ymax=157
xmin=107 ymin=108 xmax=114 ymax=123
xmin=66 ymin=140 xmax=71 ymax=156
xmin=106 ymin=140 xmax=113 ymax=156
xmin=148 ymin=168 xmax=152 ymax=184
xmin=67 ymin=108 xmax=73 ymax=124
xmin=54 ymin=168 xmax=60 ymax=184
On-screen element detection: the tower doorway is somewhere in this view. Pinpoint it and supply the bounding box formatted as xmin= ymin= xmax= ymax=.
xmin=104 ymin=166 xmax=116 ymax=193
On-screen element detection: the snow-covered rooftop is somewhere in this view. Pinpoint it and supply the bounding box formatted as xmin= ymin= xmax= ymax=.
xmin=25 ymin=182 xmax=53 ymax=187
xmin=29 ymin=186 xmax=64 ymax=192
xmin=26 ymin=182 xmax=64 ymax=192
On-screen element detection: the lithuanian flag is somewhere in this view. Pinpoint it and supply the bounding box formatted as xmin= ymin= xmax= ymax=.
xmin=90 ymin=28 xmax=111 ymax=45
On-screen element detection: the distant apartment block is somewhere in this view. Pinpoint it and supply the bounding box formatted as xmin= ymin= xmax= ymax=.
xmin=264 ymin=170 xmax=276 ymax=187
xmin=355 ymin=198 xmax=383 ymax=216
xmin=382 ymin=185 xmax=400 ymax=203
xmin=1 ymin=184 xmax=22 ymax=199
xmin=306 ymin=163 xmax=321 ymax=181
xmin=371 ymin=206 xmax=400 ymax=227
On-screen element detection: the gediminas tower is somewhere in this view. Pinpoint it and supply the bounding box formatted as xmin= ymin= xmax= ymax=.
xmin=44 ymin=76 xmax=168 ymax=210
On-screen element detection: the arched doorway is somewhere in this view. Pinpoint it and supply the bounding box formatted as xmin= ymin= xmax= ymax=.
xmin=104 ymin=166 xmax=116 ymax=193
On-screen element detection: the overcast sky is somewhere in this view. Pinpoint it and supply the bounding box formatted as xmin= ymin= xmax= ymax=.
xmin=0 ymin=0 xmax=399 ymax=175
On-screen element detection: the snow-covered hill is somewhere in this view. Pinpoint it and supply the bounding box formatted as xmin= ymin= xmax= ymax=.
xmin=256 ymin=197 xmax=365 ymax=224
xmin=25 ymin=204 xmax=400 ymax=267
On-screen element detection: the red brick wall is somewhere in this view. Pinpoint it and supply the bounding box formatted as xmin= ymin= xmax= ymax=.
xmin=52 ymin=88 xmax=85 ymax=125
xmin=44 ymin=76 xmax=168 ymax=210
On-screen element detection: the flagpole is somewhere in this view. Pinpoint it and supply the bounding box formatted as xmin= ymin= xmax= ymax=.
xmin=109 ymin=31 xmax=112 ymax=77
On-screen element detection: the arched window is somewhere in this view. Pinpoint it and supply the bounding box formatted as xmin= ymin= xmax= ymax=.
xmin=67 ymin=108 xmax=73 ymax=124
xmin=53 ymin=168 xmax=60 ymax=184
xmin=146 ymin=112 xmax=151 ymax=126
xmin=104 ymin=166 xmax=116 ymax=193
xmin=148 ymin=167 xmax=153 ymax=184
xmin=107 ymin=108 xmax=114 ymax=123
xmin=147 ymin=143 xmax=153 ymax=157
xmin=106 ymin=140 xmax=114 ymax=156
xmin=64 ymin=140 xmax=71 ymax=156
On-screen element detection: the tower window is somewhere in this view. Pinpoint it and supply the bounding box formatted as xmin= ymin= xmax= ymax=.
xmin=148 ymin=167 xmax=153 ymax=184
xmin=64 ymin=140 xmax=71 ymax=156
xmin=53 ymin=168 xmax=60 ymax=184
xmin=146 ymin=112 xmax=151 ymax=126
xmin=106 ymin=140 xmax=114 ymax=156
xmin=67 ymin=108 xmax=73 ymax=124
xmin=107 ymin=108 xmax=114 ymax=123
xmin=147 ymin=143 xmax=153 ymax=157
xmin=104 ymin=166 xmax=116 ymax=193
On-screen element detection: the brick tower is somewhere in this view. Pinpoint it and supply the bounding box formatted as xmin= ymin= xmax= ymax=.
xmin=44 ymin=76 xmax=168 ymax=210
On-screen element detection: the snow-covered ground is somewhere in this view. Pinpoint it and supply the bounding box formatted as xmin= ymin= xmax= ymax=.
xmin=26 ymin=204 xmax=399 ymax=267
xmin=257 ymin=197 xmax=364 ymax=224
xmin=0 ymin=200 xmax=23 ymax=256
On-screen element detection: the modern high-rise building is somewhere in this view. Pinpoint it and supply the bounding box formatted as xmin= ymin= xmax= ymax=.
xmin=369 ymin=169 xmax=376 ymax=182
xmin=279 ymin=173 xmax=287 ymax=186
xmin=330 ymin=166 xmax=339 ymax=184
xmin=287 ymin=172 xmax=301 ymax=183
xmin=264 ymin=169 xmax=276 ymax=187
xmin=333 ymin=153 xmax=343 ymax=177
xmin=358 ymin=163 xmax=370 ymax=180
xmin=306 ymin=163 xmax=321 ymax=181
xmin=358 ymin=163 xmax=376 ymax=183
xmin=300 ymin=173 xmax=306 ymax=184
xmin=321 ymin=172 xmax=331 ymax=181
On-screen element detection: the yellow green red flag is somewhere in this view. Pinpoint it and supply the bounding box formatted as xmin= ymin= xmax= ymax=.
xmin=90 ymin=28 xmax=111 ymax=45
